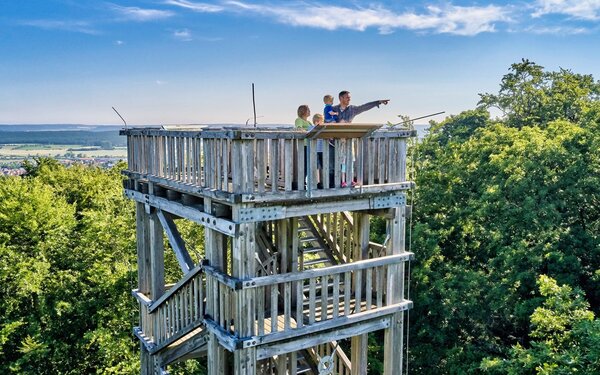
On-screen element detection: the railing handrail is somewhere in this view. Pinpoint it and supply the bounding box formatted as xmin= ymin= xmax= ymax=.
xmin=204 ymin=253 xmax=414 ymax=290
xmin=148 ymin=263 xmax=203 ymax=313
xmin=120 ymin=126 xmax=417 ymax=140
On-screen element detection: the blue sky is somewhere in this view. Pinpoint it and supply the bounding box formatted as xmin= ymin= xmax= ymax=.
xmin=1 ymin=0 xmax=600 ymax=125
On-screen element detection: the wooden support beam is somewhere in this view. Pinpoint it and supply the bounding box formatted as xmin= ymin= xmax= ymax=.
xmin=232 ymin=153 xmax=258 ymax=375
xmin=136 ymin=201 xmax=154 ymax=375
xmin=205 ymin=198 xmax=230 ymax=375
xmin=125 ymin=189 xmax=237 ymax=236
xmin=384 ymin=206 xmax=406 ymax=375
xmin=256 ymin=317 xmax=390 ymax=360
xmin=156 ymin=209 xmax=195 ymax=274
xmin=149 ymin=211 xmax=165 ymax=300
xmin=351 ymin=212 xmax=370 ymax=375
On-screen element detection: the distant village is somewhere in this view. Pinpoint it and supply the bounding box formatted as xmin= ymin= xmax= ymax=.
xmin=0 ymin=156 xmax=125 ymax=176
xmin=0 ymin=125 xmax=127 ymax=176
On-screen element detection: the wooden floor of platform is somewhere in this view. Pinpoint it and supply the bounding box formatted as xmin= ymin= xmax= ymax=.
xmin=257 ymin=298 xmax=376 ymax=335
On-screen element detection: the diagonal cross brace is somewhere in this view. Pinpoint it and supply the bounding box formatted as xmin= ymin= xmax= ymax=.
xmin=157 ymin=209 xmax=195 ymax=274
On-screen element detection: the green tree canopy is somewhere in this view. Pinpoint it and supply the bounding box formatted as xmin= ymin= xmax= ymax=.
xmin=409 ymin=61 xmax=600 ymax=374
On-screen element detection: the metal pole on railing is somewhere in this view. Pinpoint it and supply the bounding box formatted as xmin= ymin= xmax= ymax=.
xmin=252 ymin=83 xmax=257 ymax=128
xmin=390 ymin=111 xmax=445 ymax=128
xmin=112 ymin=106 xmax=127 ymax=128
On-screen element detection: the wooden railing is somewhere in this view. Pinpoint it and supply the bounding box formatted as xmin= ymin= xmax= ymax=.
xmin=203 ymin=253 xmax=413 ymax=345
xmin=122 ymin=127 xmax=414 ymax=197
xmin=134 ymin=265 xmax=205 ymax=351
xmin=310 ymin=212 xmax=355 ymax=263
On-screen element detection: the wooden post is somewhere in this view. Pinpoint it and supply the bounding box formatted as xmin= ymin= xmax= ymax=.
xmin=136 ymin=201 xmax=154 ymax=375
xmin=233 ymin=139 xmax=258 ymax=375
xmin=205 ymin=198 xmax=229 ymax=375
xmin=233 ymin=218 xmax=257 ymax=375
xmin=351 ymin=212 xmax=370 ymax=375
xmin=384 ymin=206 xmax=406 ymax=375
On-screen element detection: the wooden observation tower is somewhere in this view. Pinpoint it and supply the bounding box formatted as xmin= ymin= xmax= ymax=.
xmin=121 ymin=124 xmax=415 ymax=374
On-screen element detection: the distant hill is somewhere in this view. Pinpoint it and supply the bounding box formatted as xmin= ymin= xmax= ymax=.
xmin=0 ymin=124 xmax=126 ymax=132
xmin=0 ymin=125 xmax=128 ymax=147
xmin=0 ymin=123 xmax=430 ymax=147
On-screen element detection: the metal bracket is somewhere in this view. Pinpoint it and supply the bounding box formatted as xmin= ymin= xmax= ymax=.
xmin=238 ymin=206 xmax=286 ymax=223
xmin=242 ymin=336 xmax=261 ymax=348
xmin=372 ymin=193 xmax=406 ymax=209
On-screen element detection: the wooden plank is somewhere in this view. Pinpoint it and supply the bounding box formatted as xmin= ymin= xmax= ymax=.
xmin=284 ymin=139 xmax=293 ymax=191
xmin=257 ymin=140 xmax=266 ymax=193
xmin=309 ymin=277 xmax=316 ymax=324
xmin=255 ymin=314 xmax=395 ymax=359
xmin=284 ymin=282 xmax=292 ymax=330
xmin=333 ymin=140 xmax=341 ymax=188
xmin=321 ymin=275 xmax=328 ymax=322
xmin=305 ymin=124 xmax=382 ymax=139
xmin=244 ymin=139 xmax=255 ymax=193
xmin=344 ymin=272 xmax=351 ymax=316
xmin=257 ymin=287 xmax=265 ymax=336
xmin=123 ymin=170 xmax=237 ymax=202
xmin=125 ymin=189 xmax=236 ymax=236
xmin=346 ymin=139 xmax=354 ymax=187
xmin=322 ymin=137 xmax=329 ymax=189
xmin=149 ymin=211 xmax=165 ymax=301
xmin=332 ymin=274 xmax=340 ymax=319
xmin=156 ymin=210 xmax=195 ymax=273
xmin=368 ymin=138 xmax=375 ymax=185
xmin=131 ymin=289 xmax=153 ymax=307
xmin=296 ymin=139 xmax=305 ymax=192
xmin=378 ymin=138 xmax=385 ymax=184
xmin=245 ymin=254 xmax=412 ymax=288
xmin=309 ymin=139 xmax=318 ymax=190
xmin=271 ymin=139 xmax=279 ymax=193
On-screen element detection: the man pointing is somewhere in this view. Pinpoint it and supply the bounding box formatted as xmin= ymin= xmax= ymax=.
xmin=332 ymin=90 xmax=390 ymax=123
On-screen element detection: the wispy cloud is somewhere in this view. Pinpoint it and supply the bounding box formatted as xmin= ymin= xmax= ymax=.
xmin=110 ymin=4 xmax=174 ymax=21
xmin=532 ymin=0 xmax=600 ymax=21
xmin=19 ymin=19 xmax=99 ymax=35
xmin=164 ymin=0 xmax=224 ymax=13
xmin=210 ymin=1 xmax=513 ymax=36
xmin=525 ymin=25 xmax=590 ymax=34
xmin=156 ymin=80 xmax=168 ymax=85
xmin=114 ymin=40 xmax=125 ymax=45
xmin=173 ymin=29 xmax=193 ymax=41
xmin=159 ymin=0 xmax=599 ymax=36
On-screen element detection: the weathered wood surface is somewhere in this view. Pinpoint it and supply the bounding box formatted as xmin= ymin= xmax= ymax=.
xmin=126 ymin=126 xmax=415 ymax=374
xmin=123 ymin=127 xmax=414 ymax=199
xmin=203 ymin=253 xmax=413 ymax=344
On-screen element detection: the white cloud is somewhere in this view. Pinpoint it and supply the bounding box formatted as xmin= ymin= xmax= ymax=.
xmin=164 ymin=0 xmax=224 ymax=12
xmin=525 ymin=25 xmax=590 ymax=34
xmin=222 ymin=1 xmax=512 ymax=36
xmin=532 ymin=0 xmax=600 ymax=20
xmin=20 ymin=20 xmax=99 ymax=34
xmin=156 ymin=80 xmax=168 ymax=85
xmin=110 ymin=4 xmax=174 ymax=21
xmin=115 ymin=40 xmax=125 ymax=45
xmin=173 ymin=29 xmax=193 ymax=41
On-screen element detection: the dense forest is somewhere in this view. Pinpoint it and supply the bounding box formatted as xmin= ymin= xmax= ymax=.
xmin=1 ymin=60 xmax=599 ymax=374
